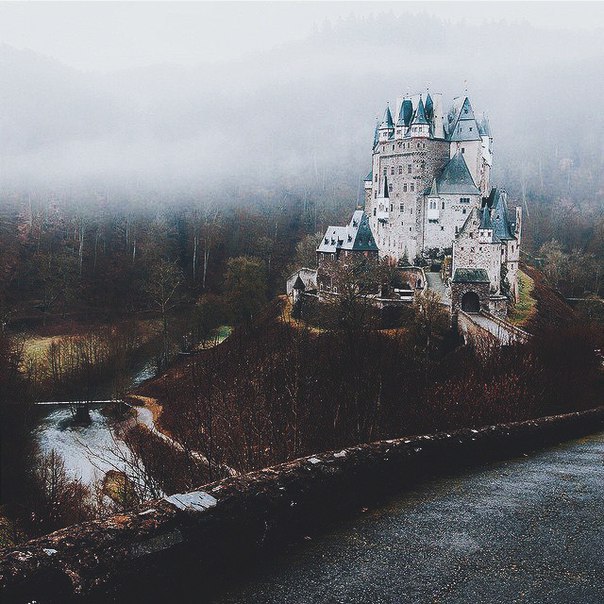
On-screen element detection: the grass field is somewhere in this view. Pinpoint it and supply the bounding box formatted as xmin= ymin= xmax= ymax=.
xmin=509 ymin=270 xmax=537 ymax=326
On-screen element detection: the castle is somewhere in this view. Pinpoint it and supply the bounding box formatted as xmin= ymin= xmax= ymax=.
xmin=305 ymin=90 xmax=521 ymax=317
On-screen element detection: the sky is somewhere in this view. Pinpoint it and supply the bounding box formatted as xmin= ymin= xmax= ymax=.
xmin=1 ymin=2 xmax=603 ymax=194
xmin=1 ymin=2 xmax=603 ymax=72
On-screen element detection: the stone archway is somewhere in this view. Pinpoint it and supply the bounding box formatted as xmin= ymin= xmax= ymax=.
xmin=461 ymin=291 xmax=480 ymax=313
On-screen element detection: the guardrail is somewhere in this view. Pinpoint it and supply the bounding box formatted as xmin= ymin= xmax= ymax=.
xmin=2 ymin=406 xmax=603 ymax=603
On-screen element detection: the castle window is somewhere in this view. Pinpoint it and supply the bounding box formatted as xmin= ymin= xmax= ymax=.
xmin=398 ymin=166 xmax=402 ymax=174
xmin=428 ymin=219 xmax=438 ymax=224
xmin=429 ymin=200 xmax=437 ymax=210
xmin=461 ymin=148 xmax=465 ymax=154
xmin=383 ymin=167 xmax=387 ymax=176
xmin=462 ymin=208 xmax=467 ymax=214
xmin=399 ymin=203 xmax=404 ymax=212
xmin=388 ymin=183 xmax=393 ymax=192
xmin=408 ymin=164 xmax=412 ymax=173
xmin=469 ymin=127 xmax=473 ymax=132
xmin=417 ymin=143 xmax=420 ymax=148
xmin=373 ymin=208 xmax=376 ymax=216
xmin=374 ymin=174 xmax=377 ymax=182
xmin=441 ymin=226 xmax=444 ymax=231
xmin=441 ymin=201 xmax=445 ymax=210
xmin=374 ymin=192 xmax=377 ymax=199
xmin=421 ymin=161 xmax=425 ymax=170
xmin=391 ymin=167 xmax=395 ymax=175
xmin=403 ymin=184 xmax=408 ymax=192
xmin=470 ymin=233 xmax=473 ymax=238
xmin=410 ymin=183 xmax=415 ymax=192
xmin=390 ymin=204 xmax=393 ymax=212
xmin=460 ymin=197 xmax=470 ymax=203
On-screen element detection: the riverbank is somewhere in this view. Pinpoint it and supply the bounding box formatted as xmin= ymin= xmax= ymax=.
xmin=2 ymin=406 xmax=603 ymax=603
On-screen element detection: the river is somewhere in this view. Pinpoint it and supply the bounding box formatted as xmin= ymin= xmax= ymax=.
xmin=32 ymin=361 xmax=156 ymax=487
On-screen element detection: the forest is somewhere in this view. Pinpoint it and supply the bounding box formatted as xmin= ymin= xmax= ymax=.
xmin=0 ymin=176 xmax=602 ymax=546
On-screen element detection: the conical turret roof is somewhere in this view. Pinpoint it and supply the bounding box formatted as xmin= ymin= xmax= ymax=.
xmin=382 ymin=175 xmax=390 ymax=198
xmin=380 ymin=105 xmax=394 ymax=129
xmin=425 ymin=93 xmax=434 ymax=121
xmin=412 ymin=97 xmax=429 ymax=125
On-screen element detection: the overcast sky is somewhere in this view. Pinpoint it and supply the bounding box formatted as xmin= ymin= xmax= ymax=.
xmin=1 ymin=2 xmax=603 ymax=72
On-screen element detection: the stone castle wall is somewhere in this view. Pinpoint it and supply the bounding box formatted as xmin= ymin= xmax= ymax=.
xmin=367 ymin=137 xmax=450 ymax=261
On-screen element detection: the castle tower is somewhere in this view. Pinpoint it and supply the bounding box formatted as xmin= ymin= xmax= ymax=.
xmin=378 ymin=105 xmax=394 ymax=143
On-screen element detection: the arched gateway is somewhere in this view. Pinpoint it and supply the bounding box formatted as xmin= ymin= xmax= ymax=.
xmin=451 ymin=268 xmax=490 ymax=315
xmin=461 ymin=291 xmax=480 ymax=313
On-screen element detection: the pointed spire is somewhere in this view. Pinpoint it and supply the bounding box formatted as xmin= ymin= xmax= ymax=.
xmin=373 ymin=119 xmax=379 ymax=148
xmin=428 ymin=178 xmax=438 ymax=197
xmin=399 ymin=98 xmax=413 ymax=127
xmin=412 ymin=97 xmax=429 ymax=125
xmin=425 ymin=92 xmax=434 ymax=121
xmin=380 ymin=104 xmax=394 ymax=129
xmin=479 ymin=206 xmax=492 ymax=229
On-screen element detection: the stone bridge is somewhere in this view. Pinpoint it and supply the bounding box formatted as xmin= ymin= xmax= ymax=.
xmin=457 ymin=310 xmax=531 ymax=346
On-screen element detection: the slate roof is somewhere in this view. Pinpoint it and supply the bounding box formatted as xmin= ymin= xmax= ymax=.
xmin=490 ymin=190 xmax=515 ymax=240
xmin=317 ymin=210 xmax=378 ymax=254
xmin=398 ymin=98 xmax=413 ymax=127
xmin=412 ymin=97 xmax=429 ymax=125
xmin=478 ymin=114 xmax=492 ymax=137
xmin=434 ymin=151 xmax=480 ymax=195
xmin=425 ymin=93 xmax=434 ymax=121
xmin=479 ymin=206 xmax=493 ymax=229
xmin=447 ymin=96 xmax=482 ymax=142
xmin=381 ymin=105 xmax=394 ymax=129
xmin=452 ymin=268 xmax=490 ymax=283
xmin=382 ymin=175 xmax=390 ymax=198
xmin=364 ymin=170 xmax=373 ymax=182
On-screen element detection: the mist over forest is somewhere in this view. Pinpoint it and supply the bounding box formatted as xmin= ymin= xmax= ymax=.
xmin=1 ymin=11 xmax=603 ymax=209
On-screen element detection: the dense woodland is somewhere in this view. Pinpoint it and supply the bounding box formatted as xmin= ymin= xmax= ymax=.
xmin=0 ymin=167 xmax=603 ymax=544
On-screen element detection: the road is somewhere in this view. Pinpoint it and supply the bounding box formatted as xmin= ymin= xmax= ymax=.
xmin=211 ymin=432 xmax=604 ymax=604
xmin=425 ymin=271 xmax=451 ymax=306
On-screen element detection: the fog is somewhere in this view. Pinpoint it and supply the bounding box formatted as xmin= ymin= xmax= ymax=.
xmin=1 ymin=2 xmax=603 ymax=201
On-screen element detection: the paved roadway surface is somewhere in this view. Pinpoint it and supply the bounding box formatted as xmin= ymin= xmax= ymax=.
xmin=211 ymin=432 xmax=604 ymax=604
xmin=425 ymin=271 xmax=451 ymax=306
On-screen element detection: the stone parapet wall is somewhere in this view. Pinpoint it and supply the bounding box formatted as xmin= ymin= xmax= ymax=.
xmin=2 ymin=407 xmax=602 ymax=603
